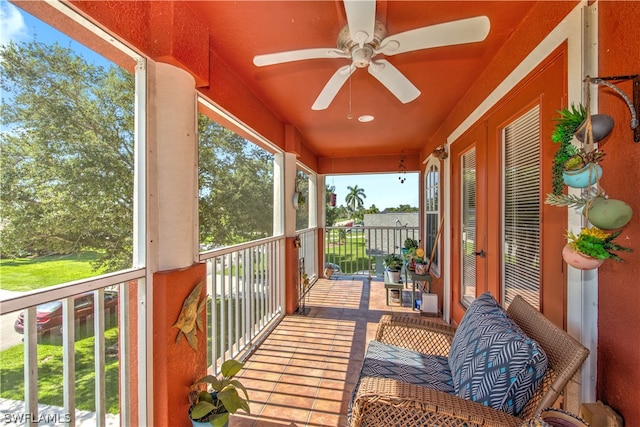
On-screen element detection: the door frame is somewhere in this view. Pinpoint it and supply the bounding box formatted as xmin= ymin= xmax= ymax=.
xmin=447 ymin=44 xmax=568 ymax=326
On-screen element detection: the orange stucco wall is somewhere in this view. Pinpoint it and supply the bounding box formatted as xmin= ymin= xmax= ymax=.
xmin=596 ymin=2 xmax=640 ymax=424
xmin=152 ymin=264 xmax=207 ymax=427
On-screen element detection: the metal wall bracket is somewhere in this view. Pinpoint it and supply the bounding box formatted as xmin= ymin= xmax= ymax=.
xmin=587 ymin=74 xmax=640 ymax=142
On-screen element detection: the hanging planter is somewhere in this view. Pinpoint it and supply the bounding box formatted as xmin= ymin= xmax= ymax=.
xmin=561 ymin=148 xmax=605 ymax=188
xmin=329 ymin=192 xmax=337 ymax=207
xmin=584 ymin=197 xmax=633 ymax=230
xmin=562 ymin=244 xmax=604 ymax=270
xmin=574 ymin=113 xmax=614 ymax=143
xmin=562 ymin=163 xmax=603 ymax=188
xmin=562 ymin=227 xmax=632 ymax=270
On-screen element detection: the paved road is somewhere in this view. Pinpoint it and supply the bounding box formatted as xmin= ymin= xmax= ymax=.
xmin=0 ymin=290 xmax=25 ymax=351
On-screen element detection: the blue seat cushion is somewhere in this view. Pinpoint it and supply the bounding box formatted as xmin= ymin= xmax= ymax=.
xmin=359 ymin=340 xmax=454 ymax=393
xmin=448 ymin=292 xmax=548 ymax=416
xmin=347 ymin=340 xmax=454 ymax=423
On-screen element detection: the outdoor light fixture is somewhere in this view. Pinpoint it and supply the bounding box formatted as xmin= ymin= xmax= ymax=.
xmin=398 ymin=155 xmax=406 ymax=183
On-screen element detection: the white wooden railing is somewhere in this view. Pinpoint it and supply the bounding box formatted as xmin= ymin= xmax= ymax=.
xmin=199 ymin=235 xmax=285 ymax=374
xmin=0 ymin=267 xmax=145 ymax=427
xmin=324 ymin=226 xmax=420 ymax=276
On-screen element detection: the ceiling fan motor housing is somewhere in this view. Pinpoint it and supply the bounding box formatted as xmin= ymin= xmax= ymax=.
xmin=338 ymin=21 xmax=387 ymax=67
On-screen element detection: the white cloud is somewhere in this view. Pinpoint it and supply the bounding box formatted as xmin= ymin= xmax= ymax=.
xmin=1 ymin=1 xmax=28 ymax=45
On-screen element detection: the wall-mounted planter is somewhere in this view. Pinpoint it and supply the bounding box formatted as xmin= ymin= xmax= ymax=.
xmin=585 ymin=197 xmax=633 ymax=230
xmin=574 ymin=114 xmax=614 ymax=143
xmin=562 ymin=163 xmax=602 ymax=188
xmin=562 ymin=244 xmax=604 ymax=270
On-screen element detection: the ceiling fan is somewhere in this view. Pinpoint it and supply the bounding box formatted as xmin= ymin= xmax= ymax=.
xmin=253 ymin=0 xmax=490 ymax=111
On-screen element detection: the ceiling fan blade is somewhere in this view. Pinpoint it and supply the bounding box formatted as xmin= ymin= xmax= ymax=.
xmin=377 ymin=16 xmax=490 ymax=56
xmin=343 ymin=0 xmax=376 ymax=47
xmin=368 ymin=59 xmax=420 ymax=104
xmin=312 ymin=64 xmax=356 ymax=111
xmin=253 ymin=48 xmax=348 ymax=67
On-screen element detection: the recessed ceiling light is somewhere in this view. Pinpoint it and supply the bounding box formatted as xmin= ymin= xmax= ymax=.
xmin=358 ymin=115 xmax=374 ymax=122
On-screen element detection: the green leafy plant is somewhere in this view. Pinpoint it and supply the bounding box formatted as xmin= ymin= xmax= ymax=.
xmin=564 ymin=148 xmax=605 ymax=171
xmin=403 ymin=238 xmax=418 ymax=250
xmin=567 ymin=227 xmax=632 ymax=261
xmin=551 ymin=104 xmax=587 ymax=194
xmin=412 ymin=248 xmax=426 ymax=264
xmin=545 ymin=193 xmax=589 ymax=209
xmin=383 ymin=254 xmax=404 ymax=271
xmin=189 ymin=359 xmax=250 ymax=427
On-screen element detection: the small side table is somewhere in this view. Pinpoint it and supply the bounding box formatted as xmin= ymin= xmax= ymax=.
xmin=409 ymin=271 xmax=436 ymax=314
xmin=383 ymin=277 xmax=405 ymax=306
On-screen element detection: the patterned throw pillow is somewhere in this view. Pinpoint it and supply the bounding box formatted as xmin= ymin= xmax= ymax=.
xmin=448 ymin=292 xmax=548 ymax=416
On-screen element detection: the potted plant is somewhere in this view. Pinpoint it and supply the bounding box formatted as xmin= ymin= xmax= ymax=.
xmin=412 ymin=248 xmax=428 ymax=275
xmin=189 ymin=359 xmax=250 ymax=427
xmin=562 ymin=147 xmax=605 ymax=188
xmin=384 ymin=253 xmax=403 ymax=283
xmin=402 ymin=238 xmax=419 ymax=268
xmin=562 ymin=227 xmax=632 ymax=270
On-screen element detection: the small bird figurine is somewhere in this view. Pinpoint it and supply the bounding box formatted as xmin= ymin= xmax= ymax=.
xmin=173 ymin=281 xmax=206 ymax=351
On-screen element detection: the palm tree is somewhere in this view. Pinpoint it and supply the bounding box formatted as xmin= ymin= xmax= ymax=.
xmin=345 ymin=185 xmax=366 ymax=217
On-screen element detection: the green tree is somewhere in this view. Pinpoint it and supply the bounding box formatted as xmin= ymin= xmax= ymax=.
xmin=1 ymin=40 xmax=275 ymax=274
xmin=198 ymin=115 xmax=273 ymax=247
xmin=384 ymin=204 xmax=418 ymax=213
xmin=345 ymin=185 xmax=366 ymax=217
xmin=365 ymin=205 xmax=380 ymax=214
xmin=1 ymin=40 xmax=135 ymax=272
xmin=294 ymin=171 xmax=308 ymax=231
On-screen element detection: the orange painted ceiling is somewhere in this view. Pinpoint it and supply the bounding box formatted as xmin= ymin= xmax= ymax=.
xmin=184 ymin=1 xmax=537 ymax=159
xmin=21 ymin=0 xmax=538 ymax=161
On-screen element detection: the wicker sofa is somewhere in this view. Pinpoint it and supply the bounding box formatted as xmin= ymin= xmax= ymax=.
xmin=348 ymin=293 xmax=589 ymax=427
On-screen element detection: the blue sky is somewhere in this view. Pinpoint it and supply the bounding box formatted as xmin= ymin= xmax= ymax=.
xmin=1 ymin=1 xmax=420 ymax=210
xmin=327 ymin=172 xmax=419 ymax=210
xmin=1 ymin=0 xmax=108 ymax=65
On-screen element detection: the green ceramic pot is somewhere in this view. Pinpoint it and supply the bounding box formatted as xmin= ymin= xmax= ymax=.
xmin=585 ymin=197 xmax=633 ymax=230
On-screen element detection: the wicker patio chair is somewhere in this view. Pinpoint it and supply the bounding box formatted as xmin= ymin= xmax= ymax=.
xmin=349 ymin=295 xmax=590 ymax=427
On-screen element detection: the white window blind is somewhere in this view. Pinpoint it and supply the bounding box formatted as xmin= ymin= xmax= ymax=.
xmin=503 ymin=106 xmax=541 ymax=309
xmin=461 ymin=148 xmax=477 ymax=306
xmin=424 ymin=162 xmax=440 ymax=275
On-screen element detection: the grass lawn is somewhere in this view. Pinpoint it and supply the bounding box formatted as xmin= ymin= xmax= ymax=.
xmin=325 ymin=232 xmax=373 ymax=274
xmin=0 ymin=252 xmax=100 ymax=291
xmin=0 ymin=327 xmax=120 ymax=414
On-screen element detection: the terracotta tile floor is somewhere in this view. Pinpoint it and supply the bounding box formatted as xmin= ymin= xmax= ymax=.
xmin=230 ymin=275 xmax=429 ymax=427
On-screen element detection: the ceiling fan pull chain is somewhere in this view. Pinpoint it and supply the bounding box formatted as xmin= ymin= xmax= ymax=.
xmin=347 ymin=71 xmax=353 ymax=119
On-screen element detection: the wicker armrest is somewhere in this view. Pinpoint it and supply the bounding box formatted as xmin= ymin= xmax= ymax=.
xmin=375 ymin=314 xmax=456 ymax=356
xmin=350 ymin=377 xmax=523 ymax=427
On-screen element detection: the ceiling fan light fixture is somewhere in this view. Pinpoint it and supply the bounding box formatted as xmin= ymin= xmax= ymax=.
xmin=352 ymin=46 xmax=374 ymax=68
xmin=358 ymin=115 xmax=374 ymax=122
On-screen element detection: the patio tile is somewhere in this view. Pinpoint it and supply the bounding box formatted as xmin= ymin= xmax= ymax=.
xmin=238 ymin=276 xmax=427 ymax=426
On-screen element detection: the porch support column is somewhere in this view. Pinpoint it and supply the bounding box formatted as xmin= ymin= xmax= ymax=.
xmin=146 ymin=60 xmax=206 ymax=427
xmin=282 ymin=151 xmax=299 ymax=314
xmin=317 ymin=175 xmax=327 ymax=278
